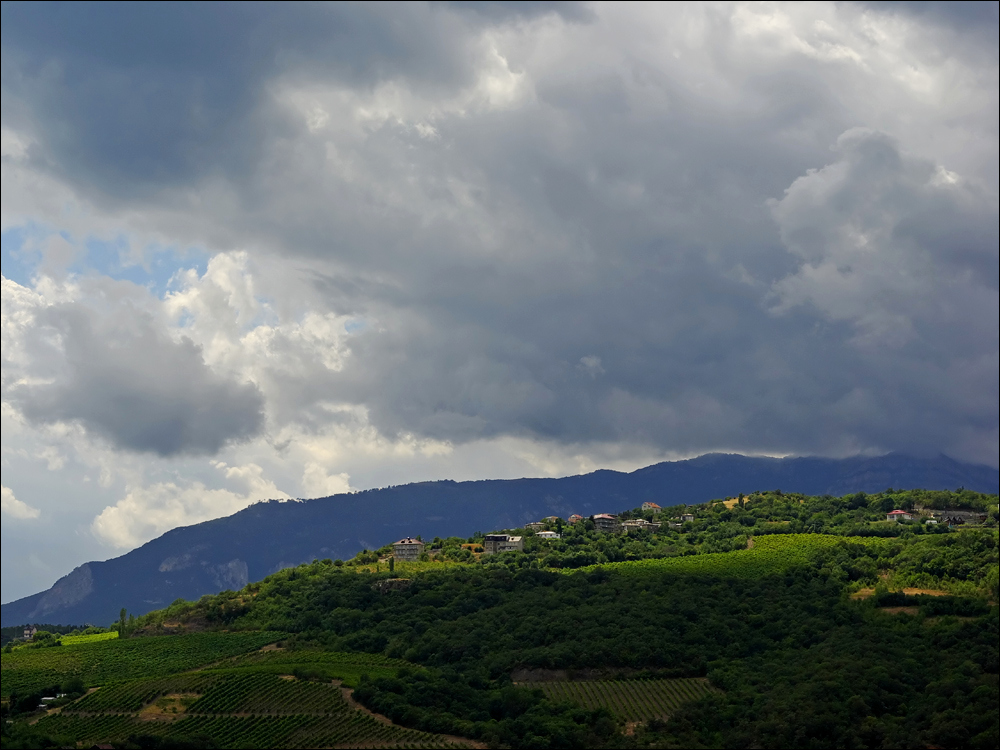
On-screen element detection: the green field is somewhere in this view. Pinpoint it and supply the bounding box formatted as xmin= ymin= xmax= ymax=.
xmin=522 ymin=678 xmax=718 ymax=721
xmin=58 ymin=630 xmax=118 ymax=646
xmin=37 ymin=671 xmax=466 ymax=748
xmin=568 ymin=534 xmax=891 ymax=578
xmin=1 ymin=631 xmax=283 ymax=696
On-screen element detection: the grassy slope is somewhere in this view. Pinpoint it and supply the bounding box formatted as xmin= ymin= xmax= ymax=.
xmin=569 ymin=534 xmax=890 ymax=578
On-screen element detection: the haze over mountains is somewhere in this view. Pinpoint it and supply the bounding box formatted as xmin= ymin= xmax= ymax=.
xmin=3 ymin=452 xmax=996 ymax=628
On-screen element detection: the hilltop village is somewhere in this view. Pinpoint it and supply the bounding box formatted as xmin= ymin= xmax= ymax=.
xmin=384 ymin=492 xmax=992 ymax=564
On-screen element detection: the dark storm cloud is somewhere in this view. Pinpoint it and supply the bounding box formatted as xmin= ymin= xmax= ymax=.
xmin=2 ymin=2 xmax=997 ymax=466
xmin=12 ymin=302 xmax=264 ymax=456
xmin=0 ymin=1 xmax=580 ymax=196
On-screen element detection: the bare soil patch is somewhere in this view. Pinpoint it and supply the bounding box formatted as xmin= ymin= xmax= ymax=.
xmin=139 ymin=693 xmax=199 ymax=723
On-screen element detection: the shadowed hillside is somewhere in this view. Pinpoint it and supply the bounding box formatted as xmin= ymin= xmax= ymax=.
xmin=3 ymin=452 xmax=996 ymax=627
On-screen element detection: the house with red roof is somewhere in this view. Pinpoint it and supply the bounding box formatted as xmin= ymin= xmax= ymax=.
xmin=886 ymin=510 xmax=913 ymax=522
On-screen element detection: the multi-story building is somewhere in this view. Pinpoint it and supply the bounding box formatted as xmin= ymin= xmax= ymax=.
xmin=641 ymin=502 xmax=662 ymax=512
xmin=592 ymin=514 xmax=620 ymax=533
xmin=525 ymin=521 xmax=546 ymax=532
xmin=482 ymin=534 xmax=524 ymax=555
xmin=393 ymin=537 xmax=425 ymax=561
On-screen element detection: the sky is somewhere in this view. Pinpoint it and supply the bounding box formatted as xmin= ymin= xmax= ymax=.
xmin=1 ymin=1 xmax=997 ymax=603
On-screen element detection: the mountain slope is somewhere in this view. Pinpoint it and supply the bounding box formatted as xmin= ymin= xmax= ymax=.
xmin=3 ymin=452 xmax=996 ymax=627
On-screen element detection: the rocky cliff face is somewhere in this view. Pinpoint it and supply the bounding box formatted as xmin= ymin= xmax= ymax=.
xmin=3 ymin=452 xmax=996 ymax=627
xmin=27 ymin=564 xmax=93 ymax=620
xmin=210 ymin=559 xmax=249 ymax=591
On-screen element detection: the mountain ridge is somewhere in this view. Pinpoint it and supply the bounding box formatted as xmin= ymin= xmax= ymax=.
xmin=4 ymin=451 xmax=997 ymax=627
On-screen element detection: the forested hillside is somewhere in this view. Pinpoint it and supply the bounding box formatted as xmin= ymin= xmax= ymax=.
xmin=3 ymin=488 xmax=997 ymax=749
xmin=5 ymin=452 xmax=995 ymax=628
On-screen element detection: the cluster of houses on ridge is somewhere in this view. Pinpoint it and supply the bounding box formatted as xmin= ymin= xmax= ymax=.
xmin=390 ymin=501 xmax=992 ymax=561
xmin=885 ymin=508 xmax=988 ymax=525
xmin=390 ymin=501 xmax=699 ymax=561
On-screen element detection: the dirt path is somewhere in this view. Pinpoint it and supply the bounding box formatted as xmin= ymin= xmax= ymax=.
xmin=28 ymin=706 xmax=61 ymax=725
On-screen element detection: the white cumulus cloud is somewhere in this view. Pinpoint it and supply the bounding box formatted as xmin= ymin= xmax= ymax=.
xmin=1 ymin=485 xmax=40 ymax=520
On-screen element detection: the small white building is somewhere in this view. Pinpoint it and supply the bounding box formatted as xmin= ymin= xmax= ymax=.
xmin=536 ymin=530 xmax=561 ymax=540
xmin=886 ymin=510 xmax=913 ymax=522
xmin=681 ymin=513 xmax=695 ymax=523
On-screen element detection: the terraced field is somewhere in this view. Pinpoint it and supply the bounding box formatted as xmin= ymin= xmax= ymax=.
xmin=38 ymin=671 xmax=467 ymax=749
xmin=212 ymin=647 xmax=415 ymax=686
xmin=6 ymin=636 xmax=470 ymax=749
xmin=522 ymin=678 xmax=718 ymax=721
xmin=1 ymin=631 xmax=284 ymax=696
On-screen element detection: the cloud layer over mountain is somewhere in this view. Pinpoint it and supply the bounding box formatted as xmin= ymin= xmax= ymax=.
xmin=2 ymin=1 xmax=997 ymax=602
